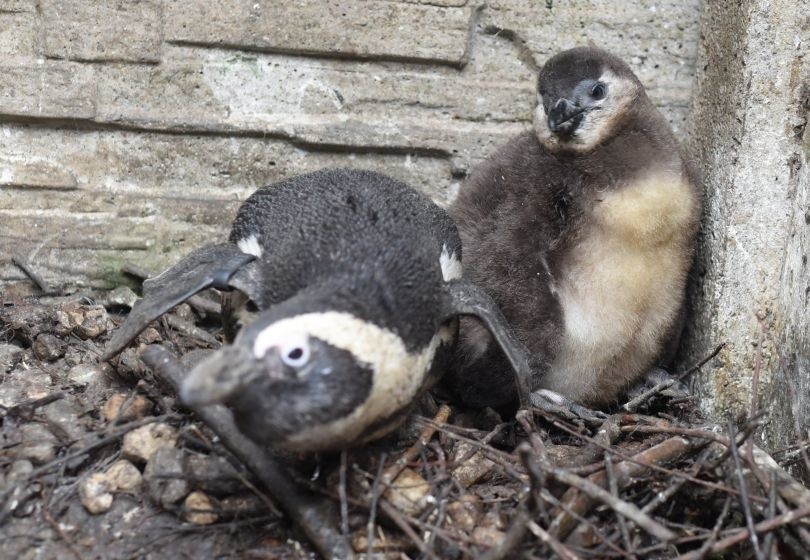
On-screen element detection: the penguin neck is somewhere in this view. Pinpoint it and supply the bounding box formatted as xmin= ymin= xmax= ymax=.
xmin=568 ymin=106 xmax=681 ymax=184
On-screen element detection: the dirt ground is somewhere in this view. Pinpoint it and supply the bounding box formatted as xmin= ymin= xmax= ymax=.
xmin=2 ymin=284 xmax=810 ymax=559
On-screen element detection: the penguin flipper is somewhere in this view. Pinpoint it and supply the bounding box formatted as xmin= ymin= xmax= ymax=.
xmin=443 ymin=279 xmax=534 ymax=407
xmin=102 ymin=244 xmax=256 ymax=361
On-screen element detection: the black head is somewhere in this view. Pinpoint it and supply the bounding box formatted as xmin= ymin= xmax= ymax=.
xmin=180 ymin=295 xmax=434 ymax=452
xmin=534 ymin=47 xmax=645 ymax=153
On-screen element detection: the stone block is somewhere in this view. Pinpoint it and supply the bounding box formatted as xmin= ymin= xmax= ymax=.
xmin=0 ymin=11 xmax=37 ymax=56
xmin=0 ymin=0 xmax=33 ymax=12
xmin=41 ymin=0 xmax=161 ymax=63
xmin=163 ymin=0 xmax=474 ymax=66
xmin=0 ymin=61 xmax=96 ymax=119
xmin=0 ymin=158 xmax=78 ymax=190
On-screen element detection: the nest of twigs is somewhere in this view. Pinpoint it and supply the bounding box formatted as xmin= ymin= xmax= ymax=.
xmin=2 ymin=269 xmax=810 ymax=559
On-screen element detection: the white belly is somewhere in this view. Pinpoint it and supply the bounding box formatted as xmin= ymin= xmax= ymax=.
xmin=542 ymin=171 xmax=697 ymax=406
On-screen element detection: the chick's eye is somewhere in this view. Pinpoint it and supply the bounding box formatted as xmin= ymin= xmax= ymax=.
xmin=281 ymin=340 xmax=310 ymax=368
xmin=590 ymin=83 xmax=606 ymax=99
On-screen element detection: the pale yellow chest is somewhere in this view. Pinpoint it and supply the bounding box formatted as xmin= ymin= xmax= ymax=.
xmin=543 ymin=172 xmax=697 ymax=405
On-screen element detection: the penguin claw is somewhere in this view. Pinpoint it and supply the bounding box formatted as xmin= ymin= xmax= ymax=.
xmin=622 ymin=367 xmax=691 ymax=412
xmin=529 ymin=389 xmax=609 ymax=425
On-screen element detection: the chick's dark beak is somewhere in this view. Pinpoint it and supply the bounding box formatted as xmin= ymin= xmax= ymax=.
xmin=547 ymin=98 xmax=585 ymax=136
xmin=180 ymin=345 xmax=260 ymax=406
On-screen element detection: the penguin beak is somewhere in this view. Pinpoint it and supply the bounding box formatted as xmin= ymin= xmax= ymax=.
xmin=548 ymin=98 xmax=585 ymax=136
xmin=180 ymin=345 xmax=260 ymax=405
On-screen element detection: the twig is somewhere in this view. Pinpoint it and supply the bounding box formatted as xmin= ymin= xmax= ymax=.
xmin=366 ymin=452 xmax=387 ymax=560
xmin=548 ymin=435 xmax=700 ymax=540
xmin=526 ymin=445 xmax=677 ymax=543
xmin=526 ymin=521 xmax=583 ymax=560
xmin=761 ymin=470 xmax=777 ymax=558
xmin=674 ymin=505 xmax=810 ymax=560
xmin=339 ymin=450 xmax=349 ymax=539
xmin=556 ymin=417 xmax=761 ymax=502
xmin=42 ymin=507 xmax=83 ymax=560
xmin=689 ymin=496 xmax=732 ymax=560
xmin=622 ymin=343 xmax=725 ymax=412
xmin=11 ymin=254 xmax=53 ymax=294
xmin=727 ymin=420 xmax=765 ymax=560
xmin=605 ymin=451 xmax=633 ymax=553
xmin=3 ymin=391 xmax=66 ymax=419
xmin=165 ymin=314 xmax=219 ymax=347
xmin=378 ymin=500 xmax=441 ymax=560
xmin=478 ymin=500 xmax=531 ymax=560
xmin=383 ymin=405 xmax=451 ymax=485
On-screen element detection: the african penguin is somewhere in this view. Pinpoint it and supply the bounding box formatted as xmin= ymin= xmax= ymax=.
xmin=104 ymin=169 xmax=534 ymax=452
xmin=448 ymin=47 xmax=701 ymax=412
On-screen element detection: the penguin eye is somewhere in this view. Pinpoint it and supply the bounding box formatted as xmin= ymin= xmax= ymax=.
xmin=590 ymin=83 xmax=607 ymax=100
xmin=281 ymin=340 xmax=310 ymax=368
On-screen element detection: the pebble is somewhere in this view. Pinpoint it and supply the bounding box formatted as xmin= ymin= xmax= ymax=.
xmin=79 ymin=473 xmax=114 ymax=514
xmin=0 ymin=343 xmax=24 ymax=373
xmin=446 ymin=495 xmax=483 ymax=534
xmin=105 ymin=459 xmax=143 ymax=492
xmin=115 ymin=348 xmax=146 ymax=378
xmin=103 ymin=393 xmax=153 ymax=423
xmin=144 ymin=447 xmax=190 ymax=508
xmin=122 ymin=422 xmax=178 ymax=463
xmin=219 ymin=493 xmax=266 ymax=517
xmin=471 ymin=525 xmax=506 ymax=549
xmin=32 ymin=333 xmax=66 ymax=362
xmin=54 ymin=302 xmax=109 ymax=339
xmin=67 ymin=363 xmax=108 ymax=387
xmin=40 ymin=397 xmax=86 ymax=442
xmin=0 ymin=384 xmax=24 ymax=409
xmin=77 ymin=459 xmax=143 ymax=515
xmin=0 ymin=303 xmax=53 ymax=343
xmin=383 ymin=468 xmax=433 ymax=516
xmin=137 ymin=327 xmax=162 ymax=346
xmin=7 ymin=460 xmax=34 ymax=482
xmin=101 ymin=286 xmax=139 ymax=308
xmin=184 ymin=453 xmax=241 ymax=496
xmin=183 ymin=491 xmax=218 ymax=525
xmin=12 ymin=423 xmax=59 ymax=464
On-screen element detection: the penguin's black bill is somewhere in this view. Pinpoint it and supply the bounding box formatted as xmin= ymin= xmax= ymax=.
xmin=548 ymin=98 xmax=585 ymax=137
xmin=180 ymin=345 xmax=259 ymax=405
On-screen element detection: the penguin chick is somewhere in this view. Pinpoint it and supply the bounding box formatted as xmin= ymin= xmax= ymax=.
xmin=449 ymin=47 xmax=701 ymax=411
xmin=104 ymin=169 xmax=534 ymax=452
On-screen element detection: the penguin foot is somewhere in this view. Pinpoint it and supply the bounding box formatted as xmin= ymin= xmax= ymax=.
xmin=622 ymin=367 xmax=690 ymax=412
xmin=529 ymin=389 xmax=608 ymax=425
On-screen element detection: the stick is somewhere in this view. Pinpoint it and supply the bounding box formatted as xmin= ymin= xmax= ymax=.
xmin=523 ymin=445 xmax=677 ymax=543
xmin=726 ymin=421 xmax=765 ymax=560
xmin=11 ymin=254 xmax=53 ymax=294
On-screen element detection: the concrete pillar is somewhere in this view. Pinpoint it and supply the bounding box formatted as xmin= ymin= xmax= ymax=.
xmin=681 ymin=0 xmax=809 ymax=452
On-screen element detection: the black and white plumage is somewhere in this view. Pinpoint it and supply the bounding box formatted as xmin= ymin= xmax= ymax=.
xmin=449 ymin=47 xmax=701 ymax=411
xmin=104 ymin=169 xmax=532 ymax=452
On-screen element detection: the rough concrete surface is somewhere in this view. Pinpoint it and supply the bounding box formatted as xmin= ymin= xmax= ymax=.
xmin=680 ymin=0 xmax=809 ymax=452
xmin=0 ymin=0 xmax=700 ymax=291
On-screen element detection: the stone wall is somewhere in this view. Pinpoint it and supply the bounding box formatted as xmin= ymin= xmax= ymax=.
xmin=679 ymin=0 xmax=809 ymax=452
xmin=0 ymin=0 xmax=701 ymax=293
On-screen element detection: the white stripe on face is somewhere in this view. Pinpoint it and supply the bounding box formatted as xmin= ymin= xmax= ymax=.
xmin=252 ymin=311 xmax=441 ymax=450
